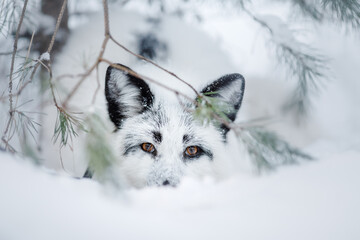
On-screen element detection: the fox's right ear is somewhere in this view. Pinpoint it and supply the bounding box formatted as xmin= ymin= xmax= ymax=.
xmin=200 ymin=73 xmax=245 ymax=136
xmin=105 ymin=64 xmax=154 ymax=128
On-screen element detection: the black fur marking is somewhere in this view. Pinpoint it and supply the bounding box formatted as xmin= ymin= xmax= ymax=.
xmin=105 ymin=64 xmax=154 ymax=128
xmin=201 ymin=73 xmax=245 ymax=136
xmin=202 ymin=148 xmax=214 ymax=160
xmin=152 ymin=131 xmax=162 ymax=143
xmin=83 ymin=168 xmax=93 ymax=178
xmin=138 ymin=33 xmax=167 ymax=60
xmin=183 ymin=134 xmax=193 ymax=144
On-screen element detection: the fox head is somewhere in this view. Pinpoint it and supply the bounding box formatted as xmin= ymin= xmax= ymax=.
xmin=105 ymin=64 xmax=245 ymax=188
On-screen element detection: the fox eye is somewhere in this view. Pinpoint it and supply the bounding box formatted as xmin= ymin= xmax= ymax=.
xmin=184 ymin=146 xmax=199 ymax=157
xmin=141 ymin=143 xmax=155 ymax=153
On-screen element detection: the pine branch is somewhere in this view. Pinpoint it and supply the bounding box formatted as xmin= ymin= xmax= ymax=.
xmin=238 ymin=127 xmax=312 ymax=171
xmin=1 ymin=0 xmax=29 ymax=152
xmin=53 ymin=108 xmax=83 ymax=148
xmin=289 ymin=0 xmax=360 ymax=29
xmin=245 ymin=11 xmax=328 ymax=116
xmin=277 ymin=43 xmax=328 ymax=115
xmin=322 ymin=0 xmax=360 ymax=28
xmin=290 ymin=0 xmax=323 ymax=20
xmin=84 ymin=112 xmax=120 ymax=187
xmin=0 ymin=0 xmax=18 ymax=36
xmin=194 ymin=93 xmax=232 ymax=127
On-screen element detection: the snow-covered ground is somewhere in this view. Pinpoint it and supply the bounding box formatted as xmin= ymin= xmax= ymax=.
xmin=1 ymin=1 xmax=359 ymax=239
xmin=1 ymin=147 xmax=359 ymax=240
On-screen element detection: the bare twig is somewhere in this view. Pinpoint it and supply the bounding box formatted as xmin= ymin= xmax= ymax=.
xmin=2 ymin=0 xmax=28 ymax=151
xmin=8 ymin=0 xmax=28 ymax=116
xmin=102 ymin=0 xmax=110 ymax=35
xmin=62 ymin=37 xmax=109 ymax=108
xmin=101 ymin=58 xmax=195 ymax=103
xmin=109 ymin=35 xmax=200 ymax=96
xmin=47 ymin=0 xmax=68 ymax=54
xmin=62 ymin=0 xmax=110 ymax=108
xmin=243 ymin=7 xmax=273 ymax=34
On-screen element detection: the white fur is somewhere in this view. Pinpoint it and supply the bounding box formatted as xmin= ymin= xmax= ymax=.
xmin=113 ymin=98 xmax=230 ymax=188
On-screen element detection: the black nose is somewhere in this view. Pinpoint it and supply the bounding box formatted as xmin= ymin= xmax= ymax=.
xmin=162 ymin=180 xmax=170 ymax=186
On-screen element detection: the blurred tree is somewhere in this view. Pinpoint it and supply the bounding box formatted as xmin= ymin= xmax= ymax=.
xmin=21 ymin=0 xmax=69 ymax=59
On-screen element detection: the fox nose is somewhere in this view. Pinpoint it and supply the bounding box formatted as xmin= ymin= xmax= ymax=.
xmin=162 ymin=180 xmax=170 ymax=186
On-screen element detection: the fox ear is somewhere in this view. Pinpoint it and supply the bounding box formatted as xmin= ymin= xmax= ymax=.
xmin=105 ymin=64 xmax=154 ymax=128
xmin=201 ymin=73 xmax=245 ymax=135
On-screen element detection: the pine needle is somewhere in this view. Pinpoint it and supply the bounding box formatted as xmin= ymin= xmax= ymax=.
xmin=194 ymin=94 xmax=232 ymax=126
xmin=322 ymin=0 xmax=360 ymax=28
xmin=53 ymin=108 xmax=83 ymax=148
xmin=84 ymin=112 xmax=120 ymax=187
xmin=238 ymin=127 xmax=312 ymax=171
xmin=276 ymin=43 xmax=328 ymax=116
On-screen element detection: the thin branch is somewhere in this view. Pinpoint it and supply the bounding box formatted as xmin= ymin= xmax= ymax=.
xmin=61 ymin=0 xmax=110 ymax=108
xmin=62 ymin=36 xmax=109 ymax=108
xmin=102 ymin=0 xmax=110 ymax=35
xmin=243 ymin=7 xmax=273 ymax=34
xmin=47 ymin=0 xmax=68 ymax=54
xmin=2 ymin=0 xmax=28 ymax=151
xmin=109 ymin=35 xmax=200 ymax=97
xmin=101 ymin=58 xmax=195 ymax=103
xmin=8 ymin=0 xmax=28 ymax=116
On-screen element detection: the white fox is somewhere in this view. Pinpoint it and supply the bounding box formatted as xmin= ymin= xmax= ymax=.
xmin=100 ymin=63 xmax=244 ymax=187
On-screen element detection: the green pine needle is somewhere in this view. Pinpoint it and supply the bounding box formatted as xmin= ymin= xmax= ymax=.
xmin=239 ymin=127 xmax=312 ymax=172
xmin=53 ymin=108 xmax=83 ymax=148
xmin=322 ymin=0 xmax=360 ymax=28
xmin=84 ymin=112 xmax=119 ymax=187
xmin=276 ymin=43 xmax=328 ymax=116
xmin=194 ymin=95 xmax=232 ymax=126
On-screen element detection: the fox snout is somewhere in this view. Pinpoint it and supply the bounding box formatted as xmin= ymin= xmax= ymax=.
xmin=146 ymin=161 xmax=183 ymax=187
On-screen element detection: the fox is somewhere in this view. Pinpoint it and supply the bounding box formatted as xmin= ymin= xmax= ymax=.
xmin=87 ymin=62 xmax=245 ymax=188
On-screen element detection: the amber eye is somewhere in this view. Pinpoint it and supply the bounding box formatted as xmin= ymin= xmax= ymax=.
xmin=185 ymin=146 xmax=199 ymax=157
xmin=141 ymin=143 xmax=155 ymax=153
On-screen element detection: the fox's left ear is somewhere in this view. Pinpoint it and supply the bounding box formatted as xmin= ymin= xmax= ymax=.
xmin=105 ymin=64 xmax=154 ymax=129
xmin=201 ymin=73 xmax=245 ymax=135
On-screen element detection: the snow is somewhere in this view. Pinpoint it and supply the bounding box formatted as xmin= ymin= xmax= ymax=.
xmin=1 ymin=1 xmax=360 ymax=239
xmin=0 ymin=148 xmax=359 ymax=240
xmin=40 ymin=52 xmax=50 ymax=61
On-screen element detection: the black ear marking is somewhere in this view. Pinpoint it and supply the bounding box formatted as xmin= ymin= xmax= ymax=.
xmin=105 ymin=63 xmax=154 ymax=128
xmin=201 ymin=73 xmax=245 ymax=136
